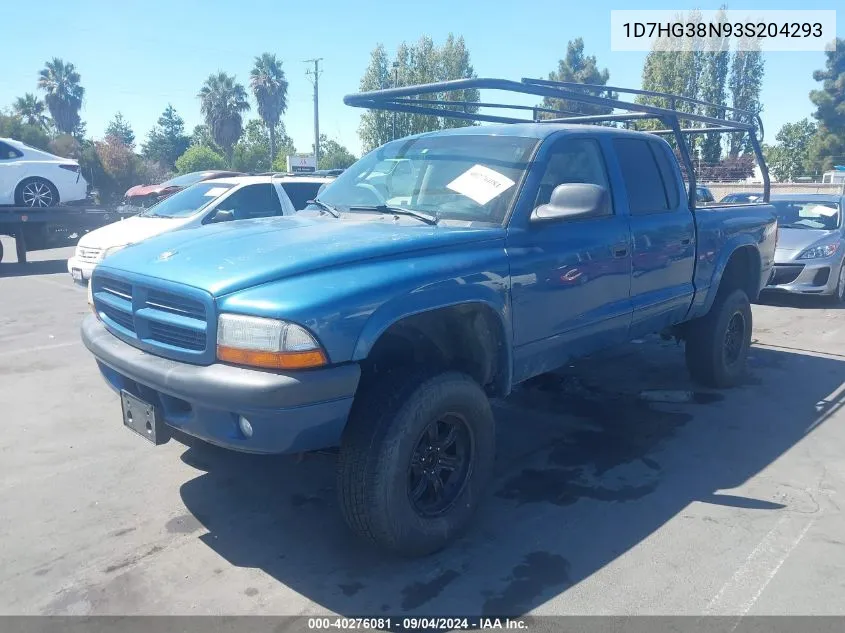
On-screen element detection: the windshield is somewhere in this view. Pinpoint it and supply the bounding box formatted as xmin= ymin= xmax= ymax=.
xmin=161 ymin=172 xmax=215 ymax=188
xmin=141 ymin=182 xmax=234 ymax=218
xmin=771 ymin=200 xmax=841 ymax=230
xmin=313 ymin=135 xmax=539 ymax=225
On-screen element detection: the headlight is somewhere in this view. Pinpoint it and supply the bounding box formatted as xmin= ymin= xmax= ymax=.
xmin=103 ymin=244 xmax=129 ymax=258
xmin=798 ymin=242 xmax=839 ymax=259
xmin=216 ymin=314 xmax=327 ymax=369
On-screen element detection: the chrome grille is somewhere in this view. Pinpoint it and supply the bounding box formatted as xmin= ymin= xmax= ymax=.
xmin=77 ymin=246 xmax=103 ymax=262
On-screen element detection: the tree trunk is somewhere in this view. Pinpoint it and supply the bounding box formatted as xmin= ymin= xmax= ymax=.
xmin=269 ymin=125 xmax=277 ymax=169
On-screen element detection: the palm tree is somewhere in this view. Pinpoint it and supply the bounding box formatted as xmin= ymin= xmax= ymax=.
xmin=198 ymin=72 xmax=251 ymax=164
xmin=249 ymin=53 xmax=288 ymax=164
xmin=37 ymin=58 xmax=84 ymax=135
xmin=13 ymin=93 xmax=49 ymax=129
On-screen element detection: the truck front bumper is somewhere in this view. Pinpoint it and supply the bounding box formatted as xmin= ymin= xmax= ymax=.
xmin=81 ymin=315 xmax=360 ymax=454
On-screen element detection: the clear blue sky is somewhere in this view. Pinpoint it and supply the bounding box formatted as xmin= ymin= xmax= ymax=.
xmin=1 ymin=0 xmax=840 ymax=157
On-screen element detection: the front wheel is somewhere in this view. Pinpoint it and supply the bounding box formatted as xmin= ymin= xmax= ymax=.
xmin=828 ymin=262 xmax=845 ymax=305
xmin=337 ymin=369 xmax=495 ymax=557
xmin=15 ymin=178 xmax=59 ymax=207
xmin=685 ymin=288 xmax=752 ymax=388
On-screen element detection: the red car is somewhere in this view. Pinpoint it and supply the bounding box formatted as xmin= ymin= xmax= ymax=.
xmin=123 ymin=170 xmax=244 ymax=207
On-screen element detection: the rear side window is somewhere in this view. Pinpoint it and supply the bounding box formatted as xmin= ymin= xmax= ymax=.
xmin=217 ymin=184 xmax=282 ymax=220
xmin=651 ymin=142 xmax=681 ymax=208
xmin=0 ymin=142 xmax=23 ymax=160
xmin=281 ymin=182 xmax=323 ymax=211
xmin=613 ymin=138 xmax=671 ymax=214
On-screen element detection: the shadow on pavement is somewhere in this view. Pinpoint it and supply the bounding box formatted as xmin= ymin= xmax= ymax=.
xmin=0 ymin=259 xmax=69 ymax=277
xmin=177 ymin=336 xmax=845 ymax=617
xmin=757 ymin=291 xmax=844 ymax=310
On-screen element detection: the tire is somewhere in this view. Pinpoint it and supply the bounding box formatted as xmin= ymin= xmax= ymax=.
xmin=15 ymin=177 xmax=59 ymax=208
xmin=685 ymin=288 xmax=752 ymax=388
xmin=337 ymin=369 xmax=495 ymax=557
xmin=827 ymin=262 xmax=845 ymax=305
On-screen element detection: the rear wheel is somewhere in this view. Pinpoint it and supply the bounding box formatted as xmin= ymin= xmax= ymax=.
xmin=337 ymin=369 xmax=495 ymax=557
xmin=685 ymin=288 xmax=752 ymax=388
xmin=15 ymin=178 xmax=59 ymax=208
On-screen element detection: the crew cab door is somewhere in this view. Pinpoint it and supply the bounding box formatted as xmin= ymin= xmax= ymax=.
xmin=611 ymin=137 xmax=696 ymax=337
xmin=507 ymin=135 xmax=633 ymax=383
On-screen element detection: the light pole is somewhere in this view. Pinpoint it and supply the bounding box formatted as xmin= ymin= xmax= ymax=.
xmin=392 ymin=61 xmax=400 ymax=140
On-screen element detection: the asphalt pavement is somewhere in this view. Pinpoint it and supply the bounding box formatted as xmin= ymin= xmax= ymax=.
xmin=2 ymin=235 xmax=844 ymax=617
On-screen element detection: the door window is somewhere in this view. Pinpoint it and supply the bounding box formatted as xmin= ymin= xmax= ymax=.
xmin=613 ymin=138 xmax=674 ymax=215
xmin=0 ymin=142 xmax=23 ymax=160
xmin=534 ymin=138 xmax=612 ymax=214
xmin=215 ymin=184 xmax=282 ymax=220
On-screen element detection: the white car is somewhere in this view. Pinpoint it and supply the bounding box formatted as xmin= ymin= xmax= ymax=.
xmin=67 ymin=174 xmax=333 ymax=283
xmin=0 ymin=137 xmax=89 ymax=207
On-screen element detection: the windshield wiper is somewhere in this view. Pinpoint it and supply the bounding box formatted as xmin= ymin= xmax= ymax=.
xmin=349 ymin=204 xmax=437 ymax=225
xmin=307 ymin=199 xmax=340 ymax=218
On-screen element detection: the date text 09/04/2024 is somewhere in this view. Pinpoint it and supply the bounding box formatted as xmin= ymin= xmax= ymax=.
xmin=307 ymin=617 xmax=529 ymax=630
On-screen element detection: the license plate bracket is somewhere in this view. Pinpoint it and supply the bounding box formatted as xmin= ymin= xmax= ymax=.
xmin=71 ymin=268 xmax=83 ymax=281
xmin=120 ymin=390 xmax=169 ymax=445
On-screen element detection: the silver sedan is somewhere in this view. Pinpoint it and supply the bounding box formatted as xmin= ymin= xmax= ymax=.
xmin=763 ymin=194 xmax=845 ymax=303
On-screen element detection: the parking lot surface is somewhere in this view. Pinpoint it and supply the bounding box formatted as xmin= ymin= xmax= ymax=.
xmin=2 ymin=236 xmax=844 ymax=617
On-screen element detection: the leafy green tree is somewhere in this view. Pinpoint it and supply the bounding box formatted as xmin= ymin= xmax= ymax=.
xmin=0 ymin=114 xmax=50 ymax=150
xmin=232 ymin=119 xmax=295 ymax=172
xmin=190 ymin=124 xmax=220 ymax=152
xmin=142 ymin=105 xmax=191 ymax=169
xmin=358 ymin=35 xmax=479 ymax=152
xmin=198 ymin=72 xmax=251 ymax=164
xmin=249 ymin=53 xmax=288 ymax=164
xmin=37 ymin=58 xmax=84 ymax=135
xmin=807 ymin=38 xmax=845 ymax=173
xmin=699 ymin=7 xmax=730 ymax=163
xmin=175 ymin=145 xmax=227 ymax=174
xmin=316 ymin=135 xmax=356 ymax=170
xmin=764 ymin=119 xmax=817 ymax=182
xmin=105 ymin=112 xmax=135 ymax=148
xmin=13 ymin=94 xmax=49 ymax=129
xmin=539 ymin=38 xmax=613 ymax=117
xmin=94 ymin=136 xmax=146 ymax=201
xmin=48 ymin=134 xmax=81 ymax=159
xmin=728 ymin=41 xmax=765 ymax=157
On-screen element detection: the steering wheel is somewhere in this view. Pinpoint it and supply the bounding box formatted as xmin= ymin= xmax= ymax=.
xmin=353 ymin=182 xmax=386 ymax=205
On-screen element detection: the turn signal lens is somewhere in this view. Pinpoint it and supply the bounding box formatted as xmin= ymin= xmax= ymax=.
xmin=217 ymin=346 xmax=327 ymax=369
xmin=216 ymin=314 xmax=327 ymax=369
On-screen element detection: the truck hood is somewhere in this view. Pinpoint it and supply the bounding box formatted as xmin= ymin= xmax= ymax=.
xmin=774 ymin=228 xmax=837 ymax=261
xmin=98 ymin=215 xmax=504 ymax=297
xmin=78 ymin=214 xmax=188 ymax=250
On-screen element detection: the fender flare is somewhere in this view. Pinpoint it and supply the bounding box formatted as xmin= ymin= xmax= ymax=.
xmin=351 ymin=284 xmax=513 ymax=395
xmin=700 ymin=236 xmax=762 ymax=315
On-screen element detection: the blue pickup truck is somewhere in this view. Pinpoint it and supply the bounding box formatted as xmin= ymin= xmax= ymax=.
xmin=81 ymin=79 xmax=778 ymax=556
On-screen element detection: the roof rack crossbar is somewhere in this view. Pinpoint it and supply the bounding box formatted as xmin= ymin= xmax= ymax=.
xmin=521 ymin=77 xmax=764 ymax=137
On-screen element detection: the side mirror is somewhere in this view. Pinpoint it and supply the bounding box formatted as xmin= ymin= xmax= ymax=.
xmin=209 ymin=209 xmax=235 ymax=224
xmin=531 ymin=183 xmax=609 ymax=223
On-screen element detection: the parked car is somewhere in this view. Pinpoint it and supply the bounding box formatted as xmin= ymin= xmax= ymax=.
xmin=720 ymin=192 xmax=763 ymax=204
xmin=0 ymin=137 xmax=89 ymax=207
xmin=762 ymin=194 xmax=844 ymax=302
xmin=68 ymin=174 xmax=334 ymax=283
xmin=80 ymin=80 xmax=777 ymax=556
xmin=695 ymin=185 xmax=715 ymax=204
xmin=122 ymin=170 xmax=244 ymax=208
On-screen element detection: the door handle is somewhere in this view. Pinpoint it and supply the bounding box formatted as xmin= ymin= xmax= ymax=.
xmin=613 ymin=245 xmax=629 ymax=258
xmin=681 ymin=238 xmax=691 ymax=246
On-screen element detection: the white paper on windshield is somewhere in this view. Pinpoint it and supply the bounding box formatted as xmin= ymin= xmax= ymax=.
xmin=203 ymin=187 xmax=229 ymax=197
xmin=807 ymin=204 xmax=839 ymax=217
xmin=447 ymin=165 xmax=516 ymax=205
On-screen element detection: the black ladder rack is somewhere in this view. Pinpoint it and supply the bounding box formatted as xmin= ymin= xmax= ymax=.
xmin=343 ymin=77 xmax=770 ymax=206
